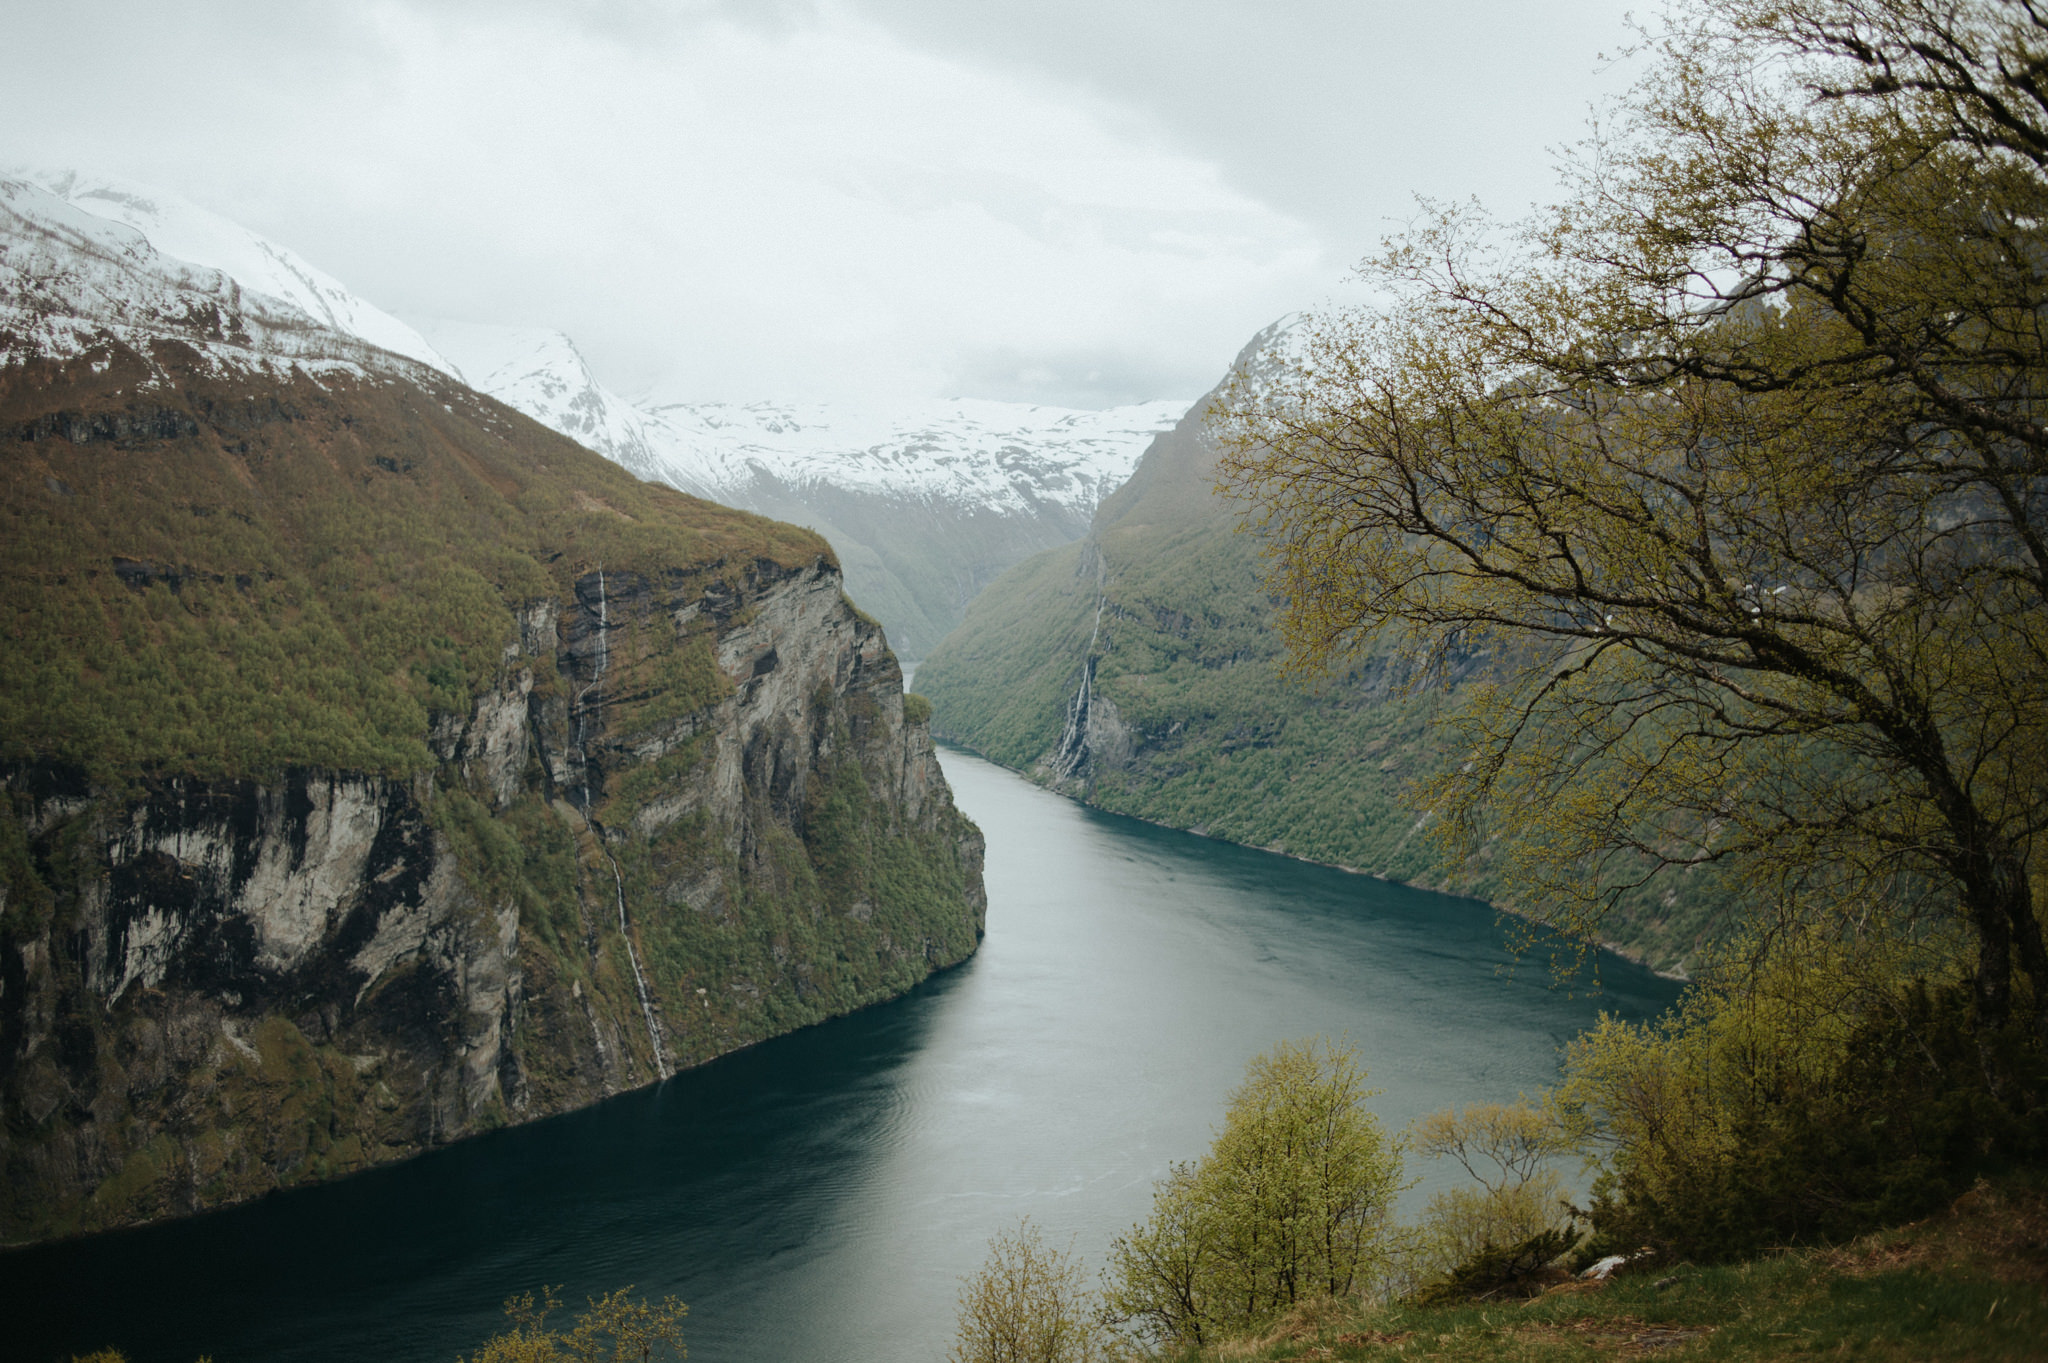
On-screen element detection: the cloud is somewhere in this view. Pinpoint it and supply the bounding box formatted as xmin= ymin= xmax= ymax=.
xmin=0 ymin=0 xmax=1629 ymax=406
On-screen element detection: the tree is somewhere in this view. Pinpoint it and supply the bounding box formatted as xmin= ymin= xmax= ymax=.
xmin=1219 ymin=0 xmax=2048 ymax=1032
xmin=1103 ymin=1038 xmax=1404 ymax=1344
xmin=1408 ymin=1101 xmax=1581 ymax=1290
xmin=460 ymin=1286 xmax=686 ymax=1363
xmin=948 ymin=1219 xmax=1108 ymax=1363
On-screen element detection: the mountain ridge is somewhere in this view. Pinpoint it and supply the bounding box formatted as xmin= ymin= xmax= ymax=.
xmin=0 ymin=169 xmax=985 ymax=1245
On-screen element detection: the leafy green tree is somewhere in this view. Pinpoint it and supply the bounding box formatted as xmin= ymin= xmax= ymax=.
xmin=460 ymin=1286 xmax=686 ymax=1363
xmin=1219 ymin=0 xmax=2048 ymax=1031
xmin=1104 ymin=1038 xmax=1404 ymax=1344
xmin=948 ymin=1219 xmax=1108 ymax=1363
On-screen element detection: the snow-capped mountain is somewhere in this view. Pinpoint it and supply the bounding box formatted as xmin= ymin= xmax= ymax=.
xmin=412 ymin=320 xmax=672 ymax=484
xmin=0 ymin=168 xmax=454 ymax=380
xmin=1 ymin=168 xmax=1187 ymax=658
xmin=421 ymin=322 xmax=1189 ymax=657
xmin=416 ymin=321 xmax=1182 ymax=521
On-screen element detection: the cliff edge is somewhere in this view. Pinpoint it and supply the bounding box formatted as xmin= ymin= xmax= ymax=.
xmin=0 ymin=335 xmax=985 ymax=1245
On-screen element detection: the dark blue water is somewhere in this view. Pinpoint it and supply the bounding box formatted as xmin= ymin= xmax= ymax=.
xmin=3 ymin=749 xmax=1680 ymax=1363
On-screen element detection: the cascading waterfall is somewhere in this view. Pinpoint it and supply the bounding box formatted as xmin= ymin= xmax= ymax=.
xmin=1051 ymin=557 xmax=1109 ymax=781
xmin=574 ymin=568 xmax=671 ymax=1080
xmin=600 ymin=841 xmax=670 ymax=1080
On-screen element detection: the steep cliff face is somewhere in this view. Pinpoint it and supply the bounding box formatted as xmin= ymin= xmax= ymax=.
xmin=0 ymin=343 xmax=985 ymax=1245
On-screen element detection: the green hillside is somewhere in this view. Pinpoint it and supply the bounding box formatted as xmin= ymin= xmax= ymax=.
xmin=0 ymin=340 xmax=985 ymax=1241
xmin=917 ymin=390 xmax=1736 ymax=975
xmin=1 ymin=346 xmax=822 ymax=785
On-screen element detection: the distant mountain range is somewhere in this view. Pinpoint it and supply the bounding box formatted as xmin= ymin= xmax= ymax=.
xmin=0 ymin=165 xmax=1183 ymax=661
xmin=414 ymin=321 xmax=1185 ymax=659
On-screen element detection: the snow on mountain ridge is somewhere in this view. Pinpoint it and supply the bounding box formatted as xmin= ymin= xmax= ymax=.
xmin=641 ymin=396 xmax=1191 ymax=514
xmin=1 ymin=167 xmax=455 ymax=378
xmin=422 ymin=319 xmax=1187 ymax=518
xmin=412 ymin=319 xmax=676 ymax=488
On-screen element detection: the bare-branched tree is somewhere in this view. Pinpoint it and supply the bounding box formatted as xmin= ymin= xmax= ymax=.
xmin=1220 ymin=0 xmax=2048 ymax=1032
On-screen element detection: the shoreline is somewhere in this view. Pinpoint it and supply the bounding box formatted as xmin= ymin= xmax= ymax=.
xmin=932 ymin=736 xmax=1693 ymax=986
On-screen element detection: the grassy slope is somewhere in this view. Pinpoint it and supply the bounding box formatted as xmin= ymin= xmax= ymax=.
xmin=0 ymin=342 xmax=823 ymax=784
xmin=918 ymin=402 xmax=1739 ymax=974
xmin=1160 ymin=1177 xmax=2048 ymax=1363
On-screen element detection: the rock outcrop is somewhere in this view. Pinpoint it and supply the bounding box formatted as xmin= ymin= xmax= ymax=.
xmin=0 ymin=343 xmax=985 ymax=1246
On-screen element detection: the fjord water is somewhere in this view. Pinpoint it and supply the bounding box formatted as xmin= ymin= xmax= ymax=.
xmin=7 ymin=750 xmax=1679 ymax=1363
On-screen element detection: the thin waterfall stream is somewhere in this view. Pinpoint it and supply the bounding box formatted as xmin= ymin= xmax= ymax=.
xmin=575 ymin=567 xmax=670 ymax=1078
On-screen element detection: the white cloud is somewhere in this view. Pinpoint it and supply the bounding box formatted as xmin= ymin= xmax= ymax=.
xmin=0 ymin=0 xmax=1628 ymax=406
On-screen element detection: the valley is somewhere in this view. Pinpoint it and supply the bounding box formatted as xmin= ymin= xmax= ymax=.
xmin=8 ymin=1 xmax=2048 ymax=1349
xmin=916 ymin=325 xmax=1735 ymax=977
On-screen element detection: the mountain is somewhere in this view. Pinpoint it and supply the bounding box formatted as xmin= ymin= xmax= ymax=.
xmin=418 ymin=320 xmax=1186 ymax=660
xmin=0 ymin=173 xmax=984 ymax=1243
xmin=2 ymin=167 xmax=455 ymax=377
xmin=915 ymin=322 xmax=1732 ymax=976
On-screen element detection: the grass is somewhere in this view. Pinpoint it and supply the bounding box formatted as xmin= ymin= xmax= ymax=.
xmin=1156 ymin=1178 xmax=2048 ymax=1362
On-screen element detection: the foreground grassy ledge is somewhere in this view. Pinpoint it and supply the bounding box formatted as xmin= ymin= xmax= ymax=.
xmin=1151 ymin=1177 xmax=2047 ymax=1363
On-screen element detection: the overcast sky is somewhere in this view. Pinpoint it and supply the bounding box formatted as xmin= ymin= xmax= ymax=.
xmin=6 ymin=0 xmax=1638 ymax=408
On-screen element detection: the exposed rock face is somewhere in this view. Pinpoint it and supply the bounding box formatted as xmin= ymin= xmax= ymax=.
xmin=0 ymin=349 xmax=985 ymax=1246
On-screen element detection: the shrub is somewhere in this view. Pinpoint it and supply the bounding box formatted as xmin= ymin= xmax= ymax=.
xmin=1563 ymin=934 xmax=2048 ymax=1263
xmin=459 ymin=1286 xmax=686 ymax=1363
xmin=1104 ymin=1038 xmax=1404 ymax=1344
xmin=1406 ymin=1100 xmax=1582 ymax=1298
xmin=948 ymin=1219 xmax=1107 ymax=1363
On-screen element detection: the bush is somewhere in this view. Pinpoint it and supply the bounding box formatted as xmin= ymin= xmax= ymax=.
xmin=1406 ymin=1100 xmax=1582 ymax=1299
xmin=1563 ymin=934 xmax=2048 ymax=1263
xmin=1104 ymin=1038 xmax=1404 ymax=1344
xmin=949 ymin=1219 xmax=1107 ymax=1363
xmin=459 ymin=1286 xmax=686 ymax=1363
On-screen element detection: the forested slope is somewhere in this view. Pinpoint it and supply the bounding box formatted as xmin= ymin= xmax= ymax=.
xmin=917 ymin=328 xmax=1730 ymax=974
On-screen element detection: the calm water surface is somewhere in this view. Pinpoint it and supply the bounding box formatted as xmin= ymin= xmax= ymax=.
xmin=5 ymin=749 xmax=1680 ymax=1363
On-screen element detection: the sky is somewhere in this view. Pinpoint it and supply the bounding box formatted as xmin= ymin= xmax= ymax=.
xmin=4 ymin=0 xmax=1639 ymax=409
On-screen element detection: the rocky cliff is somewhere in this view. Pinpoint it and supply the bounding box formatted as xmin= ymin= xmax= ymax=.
xmin=0 ymin=337 xmax=985 ymax=1246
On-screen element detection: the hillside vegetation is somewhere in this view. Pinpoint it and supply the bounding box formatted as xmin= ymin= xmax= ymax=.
xmin=1 ymin=344 xmax=821 ymax=784
xmin=0 ymin=338 xmax=985 ymax=1242
xmin=917 ymin=388 xmax=1731 ymax=974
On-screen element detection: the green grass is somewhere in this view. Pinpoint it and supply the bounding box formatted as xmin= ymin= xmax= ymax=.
xmin=1152 ymin=1178 xmax=2048 ymax=1362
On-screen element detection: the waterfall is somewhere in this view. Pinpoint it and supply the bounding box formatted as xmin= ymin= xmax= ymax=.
xmin=574 ymin=567 xmax=671 ymax=1080
xmin=1051 ymin=560 xmax=1109 ymax=781
xmin=600 ymin=839 xmax=670 ymax=1081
